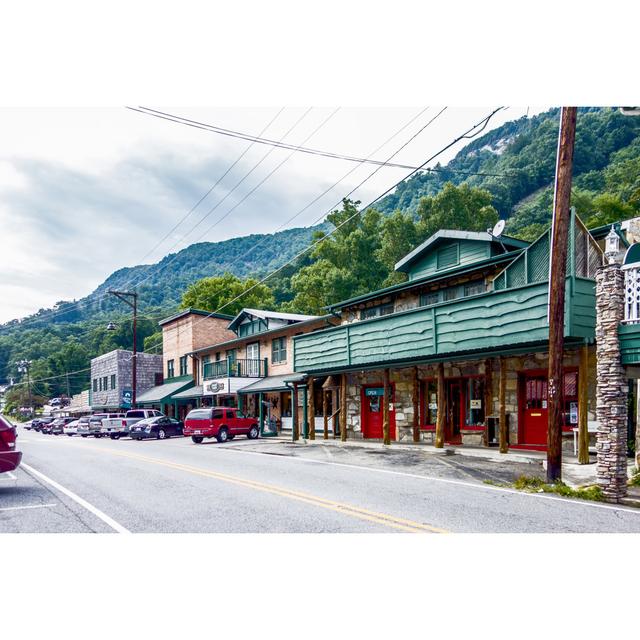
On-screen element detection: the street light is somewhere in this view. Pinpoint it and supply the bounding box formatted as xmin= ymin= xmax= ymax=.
xmin=107 ymin=290 xmax=138 ymax=408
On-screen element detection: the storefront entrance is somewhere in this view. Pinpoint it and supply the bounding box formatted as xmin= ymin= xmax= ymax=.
xmin=445 ymin=380 xmax=463 ymax=444
xmin=361 ymin=385 xmax=396 ymax=439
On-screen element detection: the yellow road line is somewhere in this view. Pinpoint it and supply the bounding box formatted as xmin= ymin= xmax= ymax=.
xmin=64 ymin=440 xmax=448 ymax=533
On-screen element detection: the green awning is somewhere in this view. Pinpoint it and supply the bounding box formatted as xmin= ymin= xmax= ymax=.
xmin=136 ymin=378 xmax=194 ymax=404
xmin=171 ymin=385 xmax=204 ymax=400
xmin=239 ymin=374 xmax=305 ymax=394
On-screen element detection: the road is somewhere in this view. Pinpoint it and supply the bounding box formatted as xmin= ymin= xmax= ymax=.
xmin=2 ymin=428 xmax=640 ymax=533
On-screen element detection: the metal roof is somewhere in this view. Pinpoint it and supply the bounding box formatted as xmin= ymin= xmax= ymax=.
xmin=227 ymin=308 xmax=318 ymax=332
xmin=237 ymin=374 xmax=298 ymax=394
xmin=136 ymin=378 xmax=194 ymax=404
xmin=171 ymin=385 xmax=204 ymax=400
xmin=394 ymin=229 xmax=528 ymax=273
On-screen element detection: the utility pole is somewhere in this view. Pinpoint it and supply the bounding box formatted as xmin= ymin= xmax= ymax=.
xmin=547 ymin=106 xmax=578 ymax=483
xmin=16 ymin=360 xmax=33 ymax=417
xmin=107 ymin=290 xmax=138 ymax=407
xmin=65 ymin=371 xmax=71 ymax=400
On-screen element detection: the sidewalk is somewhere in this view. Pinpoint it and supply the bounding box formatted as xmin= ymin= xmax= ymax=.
xmin=269 ymin=434 xmax=637 ymax=494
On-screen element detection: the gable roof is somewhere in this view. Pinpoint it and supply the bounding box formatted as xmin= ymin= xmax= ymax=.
xmin=227 ymin=308 xmax=318 ymax=333
xmin=394 ymin=229 xmax=529 ymax=273
xmin=158 ymin=308 xmax=234 ymax=327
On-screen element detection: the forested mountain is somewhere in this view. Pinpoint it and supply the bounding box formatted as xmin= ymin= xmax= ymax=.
xmin=3 ymin=107 xmax=640 ymax=405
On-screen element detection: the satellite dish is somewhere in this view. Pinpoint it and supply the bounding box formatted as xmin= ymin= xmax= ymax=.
xmin=492 ymin=220 xmax=506 ymax=238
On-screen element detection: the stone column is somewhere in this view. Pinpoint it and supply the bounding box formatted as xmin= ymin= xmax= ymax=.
xmin=595 ymin=264 xmax=628 ymax=502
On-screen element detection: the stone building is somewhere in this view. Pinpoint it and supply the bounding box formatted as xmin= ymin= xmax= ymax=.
xmin=90 ymin=349 xmax=163 ymax=411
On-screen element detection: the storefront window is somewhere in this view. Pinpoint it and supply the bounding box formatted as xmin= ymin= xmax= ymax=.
xmin=562 ymin=371 xmax=579 ymax=427
xmin=424 ymin=380 xmax=438 ymax=426
xmin=465 ymin=377 xmax=485 ymax=426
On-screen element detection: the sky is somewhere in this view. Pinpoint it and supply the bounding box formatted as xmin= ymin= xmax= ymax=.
xmin=0 ymin=106 xmax=546 ymax=323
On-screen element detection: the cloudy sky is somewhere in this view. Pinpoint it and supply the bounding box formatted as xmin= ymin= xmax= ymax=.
xmin=0 ymin=106 xmax=546 ymax=323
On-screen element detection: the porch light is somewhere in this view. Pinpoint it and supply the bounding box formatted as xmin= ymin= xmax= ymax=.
xmin=605 ymin=226 xmax=620 ymax=264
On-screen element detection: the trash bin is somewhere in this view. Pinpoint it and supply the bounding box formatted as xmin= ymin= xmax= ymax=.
xmin=261 ymin=417 xmax=278 ymax=437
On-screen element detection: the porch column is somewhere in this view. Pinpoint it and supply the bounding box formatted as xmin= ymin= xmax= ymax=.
xmin=499 ymin=357 xmax=508 ymax=454
xmin=259 ymin=392 xmax=264 ymax=433
xmin=307 ymin=376 xmax=315 ymax=440
xmin=412 ymin=366 xmax=420 ymax=443
xmin=323 ymin=389 xmax=329 ymax=440
xmin=435 ymin=362 xmax=445 ymax=448
xmin=332 ymin=389 xmax=338 ymax=439
xmin=340 ymin=374 xmax=347 ymax=442
xmin=578 ymin=344 xmax=590 ymax=464
xmin=302 ymin=385 xmax=309 ymax=439
xmin=238 ymin=393 xmax=244 ymax=413
xmin=383 ymin=368 xmax=391 ymax=445
xmin=292 ymin=384 xmax=299 ymax=441
xmin=595 ymin=263 xmax=628 ymax=501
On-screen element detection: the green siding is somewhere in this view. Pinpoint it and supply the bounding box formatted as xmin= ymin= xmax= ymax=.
xmin=568 ymin=277 xmax=596 ymax=339
xmin=619 ymin=323 xmax=640 ymax=365
xmin=408 ymin=240 xmax=491 ymax=281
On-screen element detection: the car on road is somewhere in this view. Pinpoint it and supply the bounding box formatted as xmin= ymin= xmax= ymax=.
xmin=50 ymin=417 xmax=76 ymax=435
xmin=130 ymin=416 xmax=184 ymax=440
xmin=0 ymin=415 xmax=22 ymax=474
xmin=85 ymin=412 xmax=125 ymax=438
xmin=184 ymin=407 xmax=259 ymax=444
xmin=22 ymin=420 xmax=34 ymax=430
xmin=32 ymin=417 xmax=54 ymax=432
xmin=75 ymin=417 xmax=93 ymax=437
xmin=63 ymin=419 xmax=81 ymax=436
xmin=101 ymin=409 xmax=162 ymax=439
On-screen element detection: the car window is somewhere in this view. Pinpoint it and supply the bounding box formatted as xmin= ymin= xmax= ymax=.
xmin=186 ymin=409 xmax=210 ymax=420
xmin=235 ymin=410 xmax=245 ymax=419
xmin=212 ymin=410 xmax=224 ymax=420
xmin=126 ymin=410 xmax=146 ymax=418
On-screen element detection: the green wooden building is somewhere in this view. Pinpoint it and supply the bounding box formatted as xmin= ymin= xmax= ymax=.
xmin=292 ymin=213 xmax=609 ymax=450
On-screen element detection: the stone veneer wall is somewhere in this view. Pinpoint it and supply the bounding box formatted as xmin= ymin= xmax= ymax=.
xmin=595 ymin=264 xmax=628 ymax=501
xmin=343 ymin=347 xmax=596 ymax=447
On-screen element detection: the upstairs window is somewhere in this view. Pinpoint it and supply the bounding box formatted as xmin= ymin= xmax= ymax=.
xmin=93 ymin=378 xmax=98 ymax=392
xmin=464 ymin=281 xmax=486 ymax=297
xmin=110 ymin=374 xmax=116 ymax=390
xmin=167 ymin=359 xmax=175 ymax=379
xmin=360 ymin=303 xmax=395 ymax=321
xmin=420 ymin=292 xmax=440 ymax=307
xmin=442 ymin=288 xmax=459 ymax=302
xmin=238 ymin=319 xmax=268 ymax=337
xmin=271 ymin=337 xmax=287 ymax=364
xmin=179 ymin=356 xmax=188 ymax=376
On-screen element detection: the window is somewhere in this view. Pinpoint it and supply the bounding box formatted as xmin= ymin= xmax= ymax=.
xmin=443 ymin=288 xmax=460 ymax=302
xmin=271 ymin=337 xmax=287 ymax=364
xmin=465 ymin=378 xmax=485 ymax=426
xmin=464 ymin=281 xmax=486 ymax=297
xmin=167 ymin=359 xmax=175 ymax=379
xmin=246 ymin=342 xmax=260 ymax=360
xmin=238 ymin=319 xmax=268 ymax=337
xmin=202 ymin=355 xmax=210 ymax=377
xmin=103 ymin=376 xmax=108 ymax=392
xmin=215 ymin=352 xmax=221 ymax=362
xmin=424 ymin=380 xmax=438 ymax=426
xmin=93 ymin=378 xmax=97 ymax=392
xmin=212 ymin=409 xmax=224 ymax=420
xmin=179 ymin=355 xmax=188 ymax=376
xmin=98 ymin=377 xmax=103 ymax=391
xmin=437 ymin=243 xmax=459 ymax=270
xmin=420 ymin=292 xmax=440 ymax=307
xmin=110 ymin=374 xmax=116 ymax=390
xmin=360 ymin=303 xmax=395 ymax=320
xmin=226 ymin=349 xmax=237 ymax=363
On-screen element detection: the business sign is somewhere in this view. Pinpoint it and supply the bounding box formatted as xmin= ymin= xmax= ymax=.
xmin=364 ymin=387 xmax=384 ymax=397
xmin=121 ymin=388 xmax=132 ymax=409
xmin=470 ymin=399 xmax=482 ymax=410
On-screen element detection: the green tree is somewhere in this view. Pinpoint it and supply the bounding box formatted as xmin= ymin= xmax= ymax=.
xmin=180 ymin=272 xmax=275 ymax=316
xmin=377 ymin=210 xmax=418 ymax=286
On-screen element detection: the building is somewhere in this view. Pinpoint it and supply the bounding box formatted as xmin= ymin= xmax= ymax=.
xmin=90 ymin=349 xmax=163 ymax=411
xmin=291 ymin=212 xmax=619 ymax=450
xmin=135 ymin=308 xmax=235 ymax=417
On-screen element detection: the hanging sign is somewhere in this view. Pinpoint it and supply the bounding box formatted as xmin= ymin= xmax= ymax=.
xmin=121 ymin=388 xmax=132 ymax=409
xmin=365 ymin=388 xmax=385 ymax=397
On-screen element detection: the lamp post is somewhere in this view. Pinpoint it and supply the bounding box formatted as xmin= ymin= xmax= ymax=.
xmin=107 ymin=290 xmax=138 ymax=408
xmin=16 ymin=359 xmax=33 ymax=417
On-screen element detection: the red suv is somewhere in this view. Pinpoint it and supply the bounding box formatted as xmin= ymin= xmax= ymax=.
xmin=0 ymin=415 xmax=22 ymax=474
xmin=184 ymin=407 xmax=259 ymax=444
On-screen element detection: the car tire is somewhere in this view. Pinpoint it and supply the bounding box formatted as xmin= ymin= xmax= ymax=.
xmin=247 ymin=425 xmax=259 ymax=439
xmin=67 ymin=434 xmax=73 ymax=437
xmin=158 ymin=429 xmax=166 ymax=440
xmin=191 ymin=436 xmax=204 ymax=444
xmin=216 ymin=427 xmax=229 ymax=443
xmin=110 ymin=434 xmax=120 ymax=440
xmin=81 ymin=435 xmax=87 ymax=438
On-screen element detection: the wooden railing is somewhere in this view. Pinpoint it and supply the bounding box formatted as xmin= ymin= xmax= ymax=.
xmin=203 ymin=358 xmax=267 ymax=379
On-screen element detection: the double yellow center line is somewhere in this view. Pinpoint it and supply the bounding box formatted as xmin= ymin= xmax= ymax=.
xmin=80 ymin=442 xmax=448 ymax=533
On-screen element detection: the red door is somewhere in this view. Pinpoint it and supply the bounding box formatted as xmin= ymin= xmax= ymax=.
xmin=362 ymin=386 xmax=396 ymax=439
xmin=522 ymin=375 xmax=548 ymax=445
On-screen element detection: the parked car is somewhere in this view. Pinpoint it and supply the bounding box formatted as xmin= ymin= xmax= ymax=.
xmin=0 ymin=415 xmax=22 ymax=473
xmin=51 ymin=417 xmax=76 ymax=435
xmin=22 ymin=420 xmax=34 ymax=430
xmin=63 ymin=419 xmax=80 ymax=436
xmin=49 ymin=398 xmax=63 ymax=407
xmin=130 ymin=416 xmax=184 ymax=440
xmin=86 ymin=413 xmax=125 ymax=438
xmin=41 ymin=420 xmax=57 ymax=434
xmin=75 ymin=417 xmax=93 ymax=437
xmin=32 ymin=417 xmax=54 ymax=432
xmin=184 ymin=407 xmax=259 ymax=444
xmin=101 ymin=409 xmax=162 ymax=439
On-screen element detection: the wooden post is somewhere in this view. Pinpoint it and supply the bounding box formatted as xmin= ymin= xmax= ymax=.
xmin=332 ymin=389 xmax=338 ymax=439
xmin=292 ymin=383 xmax=299 ymax=441
xmin=547 ymin=106 xmax=578 ymax=482
xmin=308 ymin=376 xmax=315 ymax=440
xmin=435 ymin=362 xmax=445 ymax=448
xmin=578 ymin=344 xmax=590 ymax=464
xmin=323 ymin=390 xmax=329 ymax=440
xmin=484 ymin=358 xmax=493 ymax=445
xmin=383 ymin=368 xmax=391 ymax=445
xmin=499 ymin=356 xmax=508 ymax=454
xmin=340 ymin=374 xmax=347 ymax=442
xmin=412 ymin=366 xmax=420 ymax=443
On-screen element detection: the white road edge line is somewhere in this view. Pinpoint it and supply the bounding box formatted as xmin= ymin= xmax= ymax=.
xmin=207 ymin=446 xmax=640 ymax=516
xmin=0 ymin=503 xmax=57 ymax=512
xmin=21 ymin=463 xmax=131 ymax=534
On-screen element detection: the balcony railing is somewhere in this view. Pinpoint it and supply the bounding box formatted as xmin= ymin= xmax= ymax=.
xmin=203 ymin=358 xmax=267 ymax=380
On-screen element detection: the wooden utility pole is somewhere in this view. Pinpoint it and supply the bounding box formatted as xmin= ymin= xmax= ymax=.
xmin=547 ymin=106 xmax=578 ymax=482
xmin=308 ymin=376 xmax=315 ymax=440
xmin=578 ymin=344 xmax=590 ymax=464
xmin=340 ymin=374 xmax=347 ymax=441
xmin=383 ymin=368 xmax=391 ymax=445
xmin=499 ymin=357 xmax=508 ymax=453
xmin=412 ymin=366 xmax=420 ymax=442
xmin=435 ymin=362 xmax=445 ymax=448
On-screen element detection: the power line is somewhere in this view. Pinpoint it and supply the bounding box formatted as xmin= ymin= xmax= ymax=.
xmin=143 ymin=107 xmax=504 ymax=354
xmin=130 ymin=105 xmax=520 ymax=178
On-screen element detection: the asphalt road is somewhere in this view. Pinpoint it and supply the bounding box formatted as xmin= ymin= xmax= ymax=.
xmin=2 ymin=428 xmax=640 ymax=533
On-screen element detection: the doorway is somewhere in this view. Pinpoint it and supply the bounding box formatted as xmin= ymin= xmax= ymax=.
xmin=361 ymin=385 xmax=396 ymax=439
xmin=445 ymin=380 xmax=463 ymax=444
